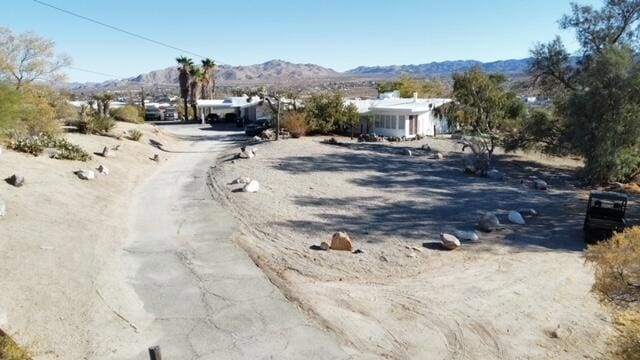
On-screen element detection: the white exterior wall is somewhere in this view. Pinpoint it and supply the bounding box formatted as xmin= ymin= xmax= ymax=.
xmin=418 ymin=112 xmax=450 ymax=136
xmin=370 ymin=112 xmax=408 ymax=138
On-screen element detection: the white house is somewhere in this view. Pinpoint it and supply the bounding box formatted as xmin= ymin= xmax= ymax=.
xmin=346 ymin=92 xmax=452 ymax=138
xmin=196 ymin=96 xmax=266 ymax=124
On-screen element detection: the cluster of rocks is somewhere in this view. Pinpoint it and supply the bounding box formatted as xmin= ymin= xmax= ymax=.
xmin=260 ymin=129 xmax=275 ymax=140
xmin=439 ymin=208 xmax=539 ymax=250
xmin=230 ymin=176 xmax=260 ymax=193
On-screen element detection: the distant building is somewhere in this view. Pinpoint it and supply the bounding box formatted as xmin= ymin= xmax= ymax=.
xmin=196 ymin=96 xmax=267 ymax=124
xmin=346 ymin=92 xmax=452 ymax=138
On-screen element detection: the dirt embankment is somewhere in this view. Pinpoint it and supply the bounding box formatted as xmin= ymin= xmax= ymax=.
xmin=0 ymin=123 xmax=175 ymax=359
xmin=211 ymin=135 xmax=620 ymax=359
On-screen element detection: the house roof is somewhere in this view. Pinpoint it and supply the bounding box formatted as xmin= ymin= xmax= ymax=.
xmin=346 ymin=97 xmax=451 ymax=115
xmin=197 ymin=96 xmax=261 ymax=109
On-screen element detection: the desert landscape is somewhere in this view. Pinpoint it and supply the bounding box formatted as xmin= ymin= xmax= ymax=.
xmin=210 ymin=135 xmax=637 ymax=359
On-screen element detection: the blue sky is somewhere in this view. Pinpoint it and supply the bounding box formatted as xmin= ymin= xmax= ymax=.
xmin=2 ymin=0 xmax=600 ymax=82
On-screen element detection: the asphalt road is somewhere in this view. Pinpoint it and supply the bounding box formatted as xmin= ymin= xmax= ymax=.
xmin=125 ymin=125 xmax=349 ymax=359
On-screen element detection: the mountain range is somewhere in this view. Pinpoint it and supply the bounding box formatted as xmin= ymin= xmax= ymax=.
xmin=68 ymin=58 xmax=532 ymax=90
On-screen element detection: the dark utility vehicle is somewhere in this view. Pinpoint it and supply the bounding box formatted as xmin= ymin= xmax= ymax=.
xmin=583 ymin=191 xmax=628 ymax=244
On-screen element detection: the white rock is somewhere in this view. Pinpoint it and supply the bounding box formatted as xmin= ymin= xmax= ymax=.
xmin=478 ymin=212 xmax=500 ymax=232
xmin=102 ymin=146 xmax=113 ymax=157
xmin=320 ymin=241 xmax=330 ymax=251
xmin=252 ymin=136 xmax=261 ymax=142
xmin=242 ymin=180 xmax=260 ymax=193
xmin=518 ymin=208 xmax=538 ymax=217
xmin=230 ymin=176 xmax=251 ymax=185
xmin=405 ymin=149 xmax=412 ymax=156
xmin=76 ymin=170 xmax=95 ymax=180
xmin=487 ymin=169 xmax=505 ymax=180
xmin=534 ymin=179 xmax=548 ymax=190
xmin=440 ymin=233 xmax=461 ymax=250
xmin=432 ymin=152 xmax=444 ymax=160
xmin=508 ymin=211 xmax=526 ymax=225
xmin=0 ymin=200 xmax=6 ymax=217
xmin=454 ymin=230 xmax=479 ymax=242
xmin=97 ymin=165 xmax=109 ymax=175
xmin=239 ymin=147 xmax=255 ymax=159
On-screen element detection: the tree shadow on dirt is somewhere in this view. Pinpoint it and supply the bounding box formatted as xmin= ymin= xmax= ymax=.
xmin=268 ymin=144 xmax=609 ymax=253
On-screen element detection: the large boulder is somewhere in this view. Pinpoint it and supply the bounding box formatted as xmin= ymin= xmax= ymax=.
xmin=478 ymin=212 xmax=500 ymax=232
xmin=330 ymin=232 xmax=353 ymax=251
xmin=242 ymin=180 xmax=260 ymax=193
xmin=487 ymin=169 xmax=505 ymax=181
xmin=5 ymin=174 xmax=25 ymax=187
xmin=508 ymin=211 xmax=526 ymax=225
xmin=440 ymin=233 xmax=461 ymax=250
xmin=454 ymin=230 xmax=479 ymax=242
xmin=75 ymin=170 xmax=95 ymax=180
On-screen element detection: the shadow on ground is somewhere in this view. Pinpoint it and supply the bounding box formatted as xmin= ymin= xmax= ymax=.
xmin=268 ymin=140 xmax=639 ymax=253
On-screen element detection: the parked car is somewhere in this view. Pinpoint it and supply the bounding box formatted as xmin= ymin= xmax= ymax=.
xmin=583 ymin=191 xmax=628 ymax=243
xmin=245 ymin=118 xmax=272 ymax=136
xmin=163 ymin=107 xmax=178 ymax=121
xmin=145 ymin=106 xmax=162 ymax=121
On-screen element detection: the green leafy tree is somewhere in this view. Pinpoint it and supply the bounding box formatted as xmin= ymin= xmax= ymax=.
xmin=436 ymin=68 xmax=525 ymax=174
xmin=342 ymin=103 xmax=361 ymax=139
xmin=526 ymin=0 xmax=640 ymax=183
xmin=304 ymin=92 xmax=345 ymax=134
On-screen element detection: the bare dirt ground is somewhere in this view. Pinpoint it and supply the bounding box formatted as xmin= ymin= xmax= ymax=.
xmin=0 ymin=123 xmax=175 ymax=359
xmin=211 ymin=135 xmax=637 ymax=359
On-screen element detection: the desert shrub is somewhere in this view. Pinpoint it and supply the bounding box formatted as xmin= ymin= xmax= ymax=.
xmin=9 ymin=133 xmax=91 ymax=161
xmin=127 ymin=129 xmax=143 ymax=141
xmin=50 ymin=138 xmax=92 ymax=161
xmin=79 ymin=115 xmax=116 ymax=135
xmin=586 ymin=227 xmax=640 ymax=359
xmin=282 ymin=112 xmax=309 ymax=138
xmin=0 ymin=331 xmax=31 ymax=360
xmin=111 ymin=105 xmax=143 ymax=123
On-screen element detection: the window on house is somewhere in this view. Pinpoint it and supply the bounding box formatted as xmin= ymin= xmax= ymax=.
xmin=399 ymin=115 xmax=405 ymax=129
xmin=375 ymin=115 xmax=382 ymax=128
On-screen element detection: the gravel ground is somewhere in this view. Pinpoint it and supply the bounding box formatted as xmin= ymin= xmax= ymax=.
xmin=210 ymin=134 xmax=632 ymax=359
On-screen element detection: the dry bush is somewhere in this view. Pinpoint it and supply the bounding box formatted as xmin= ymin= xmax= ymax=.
xmin=586 ymin=227 xmax=640 ymax=359
xmin=282 ymin=112 xmax=310 ymax=138
xmin=127 ymin=129 xmax=143 ymax=141
xmin=111 ymin=105 xmax=143 ymax=123
xmin=0 ymin=331 xmax=31 ymax=360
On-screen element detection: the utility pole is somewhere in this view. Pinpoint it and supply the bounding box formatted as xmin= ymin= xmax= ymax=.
xmin=276 ymin=99 xmax=281 ymax=141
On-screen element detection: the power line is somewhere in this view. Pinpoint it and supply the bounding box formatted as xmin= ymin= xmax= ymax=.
xmin=32 ymin=0 xmax=208 ymax=59
xmin=67 ymin=66 xmax=120 ymax=79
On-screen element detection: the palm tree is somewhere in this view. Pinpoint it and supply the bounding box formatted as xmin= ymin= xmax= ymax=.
xmin=176 ymin=56 xmax=193 ymax=120
xmin=188 ymin=66 xmax=203 ymax=121
xmin=200 ymin=58 xmax=216 ymax=100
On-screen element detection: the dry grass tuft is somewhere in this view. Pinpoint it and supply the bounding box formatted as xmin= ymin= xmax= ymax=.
xmin=0 ymin=331 xmax=31 ymax=360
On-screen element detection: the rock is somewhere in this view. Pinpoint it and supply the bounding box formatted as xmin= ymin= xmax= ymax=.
xmin=320 ymin=241 xmax=330 ymax=251
xmin=422 ymin=144 xmax=431 ymax=151
xmin=454 ymin=230 xmax=479 ymax=242
xmin=405 ymin=149 xmax=412 ymax=156
xmin=97 ymin=165 xmax=109 ymax=175
xmin=432 ymin=152 xmax=444 ymax=160
xmin=101 ymin=146 xmax=113 ymax=157
xmin=260 ymin=129 xmax=275 ymax=140
xmin=440 ymin=233 xmax=461 ymax=250
xmin=239 ymin=146 xmax=255 ymax=159
xmin=379 ymin=255 xmax=389 ymax=262
xmin=330 ymin=232 xmax=353 ymax=251
xmin=533 ymin=179 xmax=548 ymax=190
xmin=112 ymin=144 xmax=121 ymax=151
xmin=487 ymin=169 xmax=505 ymax=181
xmin=5 ymin=174 xmax=25 ymax=187
xmin=508 ymin=211 xmax=526 ymax=225
xmin=230 ymin=176 xmax=251 ymax=185
xmin=0 ymin=200 xmax=6 ymax=217
xmin=464 ymin=164 xmax=477 ymax=174
xmin=152 ymin=154 xmax=160 ymax=162
xmin=75 ymin=170 xmax=95 ymax=180
xmin=242 ymin=180 xmax=260 ymax=193
xmin=478 ymin=212 xmax=500 ymax=232
xmin=518 ymin=208 xmax=538 ymax=217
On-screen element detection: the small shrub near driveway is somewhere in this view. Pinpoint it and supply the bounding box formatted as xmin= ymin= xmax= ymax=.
xmin=78 ymin=115 xmax=116 ymax=135
xmin=111 ymin=105 xmax=143 ymax=123
xmin=127 ymin=129 xmax=143 ymax=141
xmin=282 ymin=112 xmax=310 ymax=138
